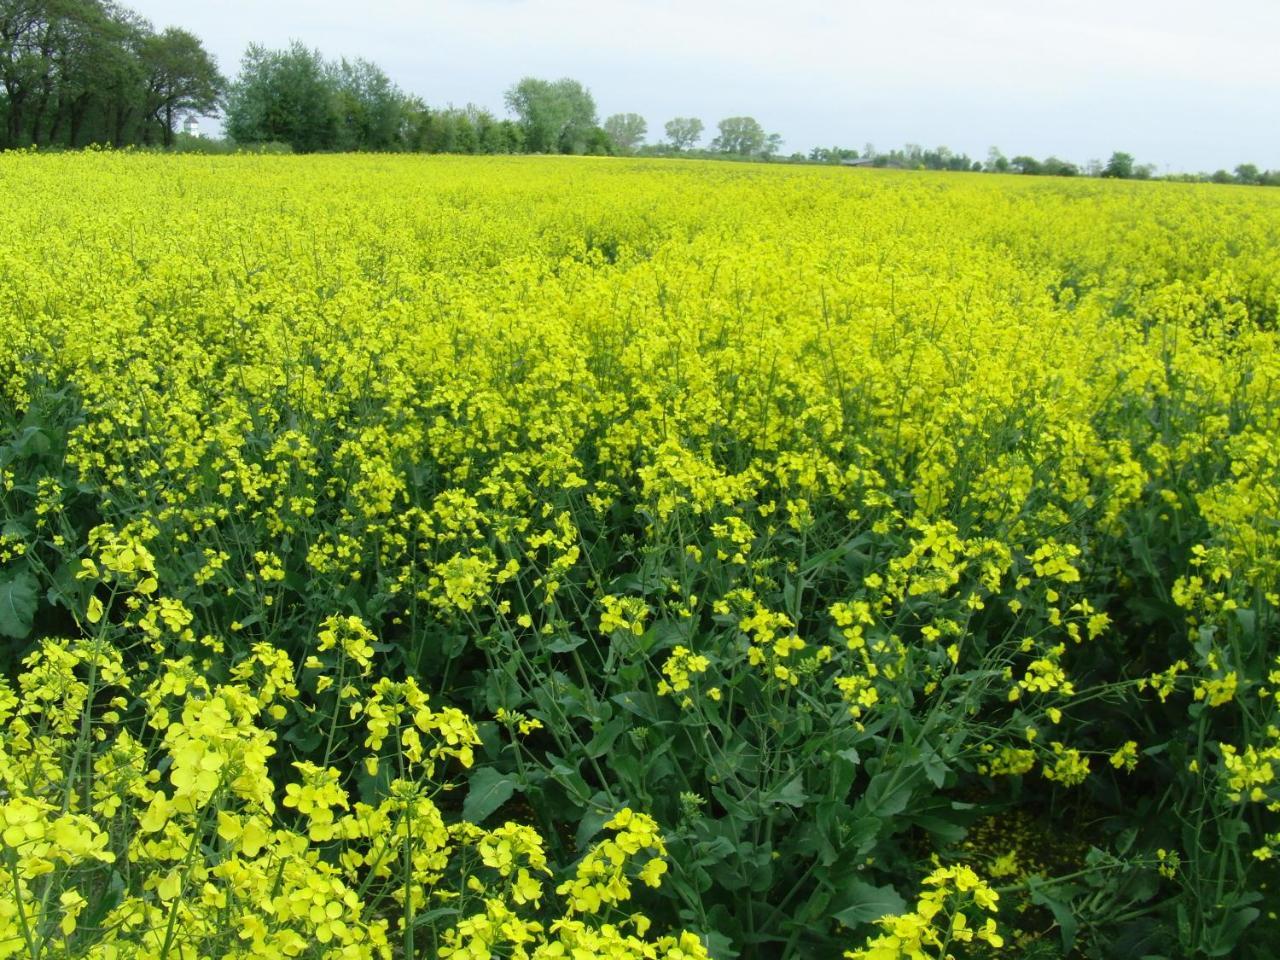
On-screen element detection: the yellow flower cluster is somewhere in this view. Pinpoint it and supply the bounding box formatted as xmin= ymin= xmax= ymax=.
xmin=845 ymin=864 xmax=1004 ymax=959
xmin=0 ymin=631 xmax=705 ymax=960
xmin=657 ymin=646 xmax=711 ymax=699
xmin=2 ymin=151 xmax=1280 ymax=955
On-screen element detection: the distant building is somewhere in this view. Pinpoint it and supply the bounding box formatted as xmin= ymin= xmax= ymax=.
xmin=182 ymin=116 xmax=201 ymax=138
xmin=840 ymin=157 xmax=876 ymax=167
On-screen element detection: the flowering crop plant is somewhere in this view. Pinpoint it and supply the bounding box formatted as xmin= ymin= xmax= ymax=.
xmin=1 ymin=151 xmax=1278 ymax=959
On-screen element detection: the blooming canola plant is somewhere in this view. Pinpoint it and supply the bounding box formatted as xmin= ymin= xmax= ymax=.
xmin=0 ymin=152 xmax=1278 ymax=958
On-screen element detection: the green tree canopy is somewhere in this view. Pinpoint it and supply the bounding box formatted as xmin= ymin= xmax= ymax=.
xmin=329 ymin=57 xmax=407 ymax=151
xmin=1040 ymin=156 xmax=1078 ymax=177
xmin=503 ymin=76 xmax=597 ymax=154
xmin=663 ymin=116 xmax=703 ymax=151
xmin=1102 ymin=151 xmax=1135 ymax=179
xmin=0 ymin=1 xmax=224 ymax=149
xmin=140 ymin=26 xmax=223 ymax=147
xmin=1010 ymin=155 xmax=1042 ymax=175
xmin=711 ymin=116 xmax=766 ymax=156
xmin=603 ymin=112 xmax=645 ymax=153
xmin=1234 ymin=163 xmax=1261 ymax=185
xmin=225 ymin=41 xmax=337 ymax=152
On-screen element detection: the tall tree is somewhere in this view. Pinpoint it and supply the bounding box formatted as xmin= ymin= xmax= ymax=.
xmin=1010 ymin=155 xmax=1042 ymax=175
xmin=38 ymin=0 xmax=128 ymax=145
xmin=602 ymin=112 xmax=645 ymax=153
xmin=663 ymin=116 xmax=702 ymax=150
xmin=225 ymin=41 xmax=336 ymax=152
xmin=330 ymin=56 xmax=406 ymax=151
xmin=140 ymin=26 xmax=222 ymax=147
xmin=0 ymin=0 xmax=83 ymax=145
xmin=1234 ymin=163 xmax=1261 ymax=185
xmin=1102 ymin=151 xmax=1135 ymax=179
xmin=97 ymin=6 xmax=150 ymax=146
xmin=1040 ymin=156 xmax=1079 ymax=177
xmin=711 ymin=116 xmax=766 ymax=156
xmin=503 ymin=76 xmax=597 ymax=154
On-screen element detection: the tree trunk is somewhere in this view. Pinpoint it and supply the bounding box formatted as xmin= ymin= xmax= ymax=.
xmin=69 ymin=94 xmax=89 ymax=147
xmin=48 ymin=92 xmax=66 ymax=145
xmin=113 ymin=103 xmax=131 ymax=147
xmin=29 ymin=30 xmax=56 ymax=147
xmin=4 ymin=94 xmax=23 ymax=148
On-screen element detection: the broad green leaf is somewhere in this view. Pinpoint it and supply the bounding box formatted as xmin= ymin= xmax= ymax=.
xmin=0 ymin=571 xmax=39 ymax=640
xmin=462 ymin=767 xmax=517 ymax=824
xmin=584 ymin=716 xmax=626 ymax=758
xmin=546 ymin=633 xmax=587 ymax=653
xmin=832 ymin=879 xmax=907 ymax=927
xmin=768 ymin=775 xmax=809 ymax=808
xmin=575 ymin=793 xmax=613 ymax=849
xmin=1030 ymin=879 xmax=1079 ymax=953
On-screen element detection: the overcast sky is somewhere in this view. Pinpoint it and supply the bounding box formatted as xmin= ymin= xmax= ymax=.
xmin=127 ymin=0 xmax=1279 ymax=171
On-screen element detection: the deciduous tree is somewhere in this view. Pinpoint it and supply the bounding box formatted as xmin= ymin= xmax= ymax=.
xmin=711 ymin=116 xmax=766 ymax=156
xmin=225 ymin=41 xmax=337 ymax=152
xmin=504 ymin=76 xmax=597 ymax=154
xmin=1102 ymin=151 xmax=1135 ymax=179
xmin=603 ymin=111 xmax=645 ymax=153
xmin=663 ymin=116 xmax=702 ymax=150
xmin=140 ymin=26 xmax=222 ymax=147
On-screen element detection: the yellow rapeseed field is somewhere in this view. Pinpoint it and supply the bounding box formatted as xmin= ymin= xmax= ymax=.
xmin=0 ymin=152 xmax=1278 ymax=959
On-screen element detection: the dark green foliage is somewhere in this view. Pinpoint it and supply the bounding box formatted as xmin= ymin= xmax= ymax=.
xmin=0 ymin=0 xmax=223 ymax=149
xmin=1102 ymin=151 xmax=1135 ymax=179
xmin=710 ymin=116 xmax=768 ymax=156
xmin=504 ymin=76 xmax=601 ymax=154
xmin=664 ymin=116 xmax=703 ymax=151
xmin=603 ymin=112 xmax=646 ymax=154
xmin=224 ymin=42 xmax=338 ymax=153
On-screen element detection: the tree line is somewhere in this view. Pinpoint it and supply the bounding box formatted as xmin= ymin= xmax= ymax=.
xmin=221 ymin=51 xmax=791 ymax=161
xmin=0 ymin=0 xmax=221 ymax=149
xmin=2 ymin=0 xmax=1276 ymax=185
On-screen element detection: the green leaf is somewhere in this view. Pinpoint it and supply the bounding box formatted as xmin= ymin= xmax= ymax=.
xmin=859 ymin=769 xmax=918 ymax=819
xmin=846 ymin=816 xmax=883 ymax=855
xmin=281 ymin=722 xmax=324 ymax=753
xmin=832 ymin=879 xmax=907 ymax=927
xmin=547 ymin=633 xmax=587 ymax=653
xmin=636 ymin=618 xmax=686 ymax=655
xmin=585 ymin=716 xmax=626 ymax=758
xmin=1233 ymin=607 xmax=1257 ymax=640
xmin=576 ymin=793 xmax=613 ymax=849
xmin=611 ymin=690 xmax=660 ymax=722
xmin=1202 ymin=893 xmax=1262 ymax=957
xmin=692 ymin=835 xmax=736 ymax=867
xmin=546 ymin=753 xmax=592 ymax=804
xmin=920 ymin=747 xmax=949 ymax=788
xmin=830 ymin=748 xmax=860 ymax=797
xmin=462 ymin=767 xmax=517 ymax=823
xmin=699 ymin=921 xmax=742 ymax=960
xmin=767 ymin=775 xmax=809 ymax=808
xmin=13 ymin=426 xmax=51 ymax=458
xmin=1 ymin=519 xmax=30 ymax=539
xmin=799 ymin=543 xmax=851 ymax=575
xmin=907 ymin=812 xmax=967 ymax=844
xmin=1030 ymin=879 xmax=1079 ymax=954
xmin=0 ymin=571 xmax=39 ymax=640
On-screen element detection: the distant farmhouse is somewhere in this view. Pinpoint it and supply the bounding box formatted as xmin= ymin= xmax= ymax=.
xmin=840 ymin=157 xmax=876 ymax=167
xmin=182 ymin=116 xmax=201 ymax=138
